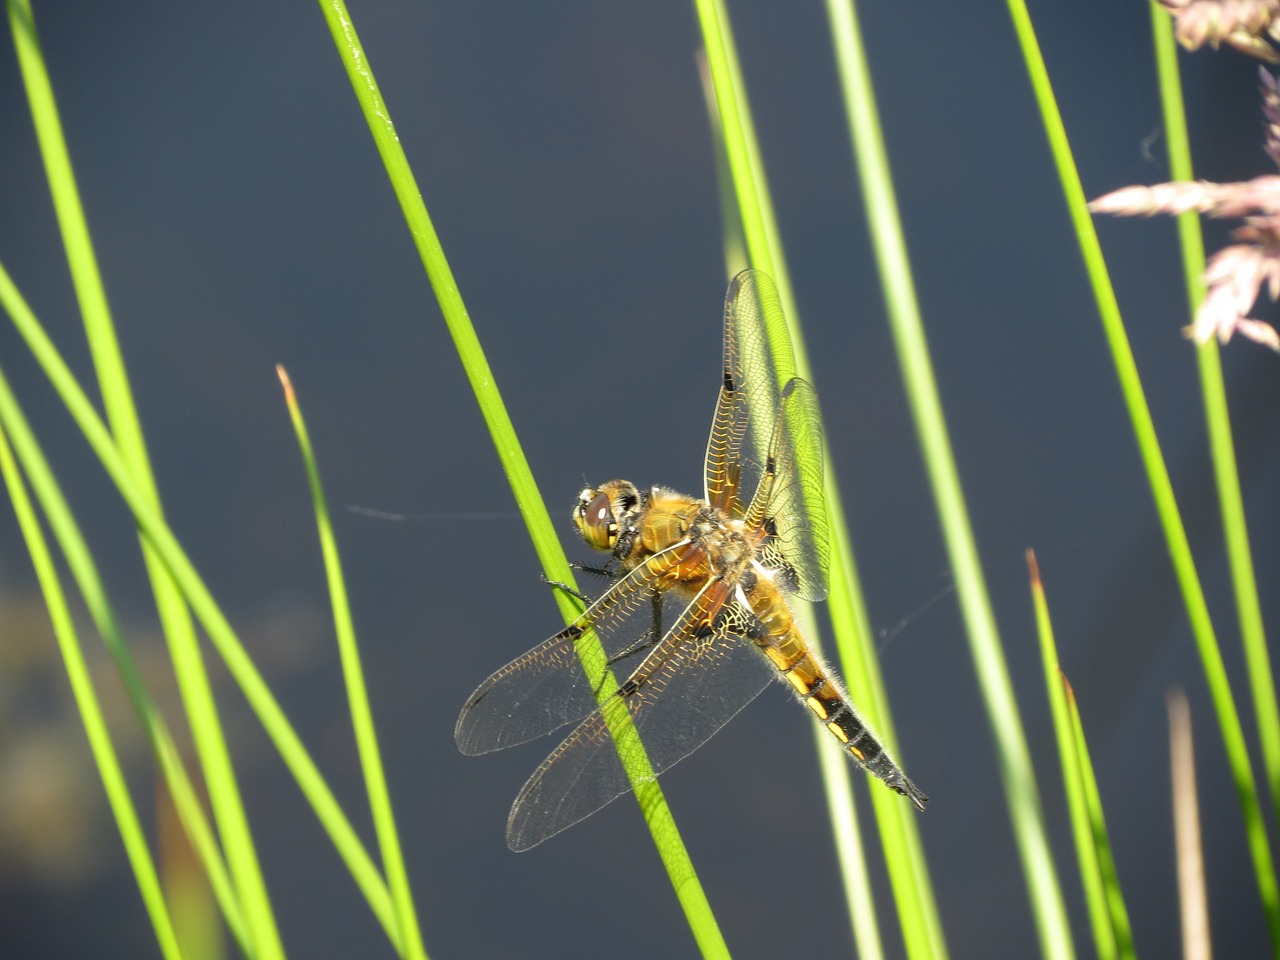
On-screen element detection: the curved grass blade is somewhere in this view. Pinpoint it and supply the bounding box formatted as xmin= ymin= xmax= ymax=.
xmin=1006 ymin=1 xmax=1280 ymax=950
xmin=277 ymin=366 xmax=428 ymax=960
xmin=0 ymin=263 xmax=251 ymax=954
xmin=6 ymin=3 xmax=283 ymax=954
xmin=0 ymin=418 xmax=183 ymax=960
xmin=826 ymin=3 xmax=1073 ymax=957
xmin=696 ymin=1 xmax=943 ymax=957
xmin=1151 ymin=7 xmax=1280 ymax=836
xmin=312 ymin=1 xmax=727 ymax=954
xmin=1029 ymin=552 xmax=1133 ymax=960
xmin=0 ymin=261 xmax=403 ymax=952
xmin=1062 ymin=680 xmax=1134 ymax=959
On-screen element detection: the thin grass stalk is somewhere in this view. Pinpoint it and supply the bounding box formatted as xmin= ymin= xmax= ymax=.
xmin=1062 ymin=682 xmax=1135 ymax=959
xmin=1168 ymin=689 xmax=1212 ymax=960
xmin=0 ymin=262 xmax=407 ymax=950
xmin=696 ymin=2 xmax=944 ymax=955
xmin=1151 ymin=8 xmax=1280 ymax=834
xmin=1029 ymin=552 xmax=1117 ymax=960
xmin=828 ymin=0 xmax=1076 ymax=957
xmin=696 ymin=0 xmax=947 ymax=957
xmin=696 ymin=53 xmax=749 ymax=280
xmin=818 ymin=740 xmax=887 ymax=960
xmin=1004 ymin=2 xmax=1280 ymax=950
xmin=0 ymin=263 xmax=252 ymax=953
xmin=6 ymin=3 xmax=284 ymax=954
xmin=1033 ymin=554 xmax=1136 ymax=958
xmin=0 ymin=420 xmax=183 ymax=960
xmin=311 ymin=2 xmax=728 ymax=954
xmin=695 ymin=35 xmax=886 ymax=960
xmin=157 ymin=780 xmax=224 ymax=960
xmin=277 ymin=367 xmax=428 ymax=960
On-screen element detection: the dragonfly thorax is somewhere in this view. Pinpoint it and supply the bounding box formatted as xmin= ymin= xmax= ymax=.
xmin=575 ymin=481 xmax=756 ymax=585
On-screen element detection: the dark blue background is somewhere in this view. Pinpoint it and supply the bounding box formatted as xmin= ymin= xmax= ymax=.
xmin=1 ymin=2 xmax=1278 ymax=957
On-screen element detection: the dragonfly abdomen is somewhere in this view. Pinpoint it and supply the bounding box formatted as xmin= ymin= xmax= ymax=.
xmin=747 ymin=583 xmax=928 ymax=810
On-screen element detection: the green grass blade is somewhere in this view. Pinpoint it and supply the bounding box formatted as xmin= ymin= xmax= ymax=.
xmin=816 ymin=736 xmax=886 ymax=960
xmin=0 ymin=262 xmax=253 ymax=954
xmin=697 ymin=1 xmax=946 ymax=956
xmin=0 ymin=261 xmax=404 ymax=951
xmin=276 ymin=367 xmax=428 ymax=960
xmin=0 ymin=418 xmax=183 ymax=960
xmin=311 ymin=2 xmax=727 ymax=954
xmin=821 ymin=6 xmax=954 ymax=957
xmin=7 ymin=3 xmax=283 ymax=954
xmin=695 ymin=24 xmax=886 ymax=960
xmin=1151 ymin=8 xmax=1280 ymax=835
xmin=1029 ymin=552 xmax=1131 ymax=960
xmin=1004 ymin=1 xmax=1280 ymax=950
xmin=1062 ymin=680 xmax=1135 ymax=959
xmin=827 ymin=0 xmax=1077 ymax=956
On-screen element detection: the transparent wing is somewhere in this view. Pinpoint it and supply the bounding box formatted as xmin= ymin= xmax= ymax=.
xmin=506 ymin=590 xmax=773 ymax=851
xmin=455 ymin=543 xmax=691 ymax=756
xmin=705 ymin=269 xmax=795 ymax=517
xmin=704 ymin=269 xmax=828 ymax=601
xmin=744 ymin=377 xmax=829 ymax=602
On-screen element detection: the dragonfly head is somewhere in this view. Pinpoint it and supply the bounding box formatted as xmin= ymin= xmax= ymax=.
xmin=573 ymin=480 xmax=641 ymax=554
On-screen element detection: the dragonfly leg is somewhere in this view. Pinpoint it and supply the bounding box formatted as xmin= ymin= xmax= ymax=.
xmin=570 ymin=560 xmax=619 ymax=582
xmin=606 ymin=592 xmax=665 ymax=669
xmin=539 ymin=574 xmax=596 ymax=608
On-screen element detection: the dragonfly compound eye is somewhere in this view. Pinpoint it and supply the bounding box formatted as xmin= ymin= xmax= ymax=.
xmin=575 ymin=490 xmax=617 ymax=552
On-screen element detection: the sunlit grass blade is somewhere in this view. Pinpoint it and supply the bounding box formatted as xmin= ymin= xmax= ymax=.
xmin=1168 ymin=689 xmax=1212 ymax=960
xmin=1028 ymin=552 xmax=1123 ymax=960
xmin=6 ymin=2 xmax=283 ymax=954
xmin=276 ymin=366 xmax=428 ymax=960
xmin=0 ymin=415 xmax=183 ymax=960
xmin=158 ymin=781 xmax=225 ymax=960
xmin=1151 ymin=8 xmax=1280 ymax=835
xmin=696 ymin=46 xmax=888 ymax=960
xmin=817 ymin=741 xmax=887 ymax=959
xmin=1062 ymin=680 xmax=1134 ymax=958
xmin=695 ymin=1 xmax=944 ymax=956
xmin=1004 ymin=1 xmax=1280 ymax=950
xmin=828 ymin=0 xmax=1078 ymax=956
xmin=0 ymin=261 xmax=404 ymax=952
xmin=311 ymin=2 xmax=727 ymax=954
xmin=820 ymin=5 xmax=955 ymax=957
xmin=0 ymin=264 xmax=251 ymax=955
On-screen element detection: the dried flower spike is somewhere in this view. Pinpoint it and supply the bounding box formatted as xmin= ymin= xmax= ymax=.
xmin=1156 ymin=0 xmax=1280 ymax=64
xmin=1088 ymin=68 xmax=1280 ymax=351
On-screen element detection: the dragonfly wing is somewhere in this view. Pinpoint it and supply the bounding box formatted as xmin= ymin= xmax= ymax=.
xmin=704 ymin=270 xmax=829 ymax=600
xmin=705 ymin=269 xmax=794 ymax=515
xmin=455 ymin=544 xmax=691 ymax=756
xmin=506 ymin=591 xmax=772 ymax=851
xmin=748 ymin=377 xmax=829 ymax=602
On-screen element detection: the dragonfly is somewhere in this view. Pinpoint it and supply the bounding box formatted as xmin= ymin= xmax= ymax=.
xmin=455 ymin=269 xmax=926 ymax=851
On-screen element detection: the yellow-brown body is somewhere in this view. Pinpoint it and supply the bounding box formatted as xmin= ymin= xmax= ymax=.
xmin=575 ymin=479 xmax=917 ymax=800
